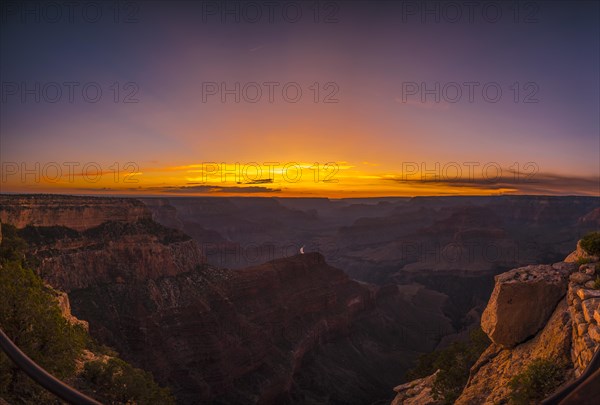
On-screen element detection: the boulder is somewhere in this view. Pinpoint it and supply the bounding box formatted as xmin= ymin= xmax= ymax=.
xmin=457 ymin=300 xmax=573 ymax=404
xmin=481 ymin=264 xmax=568 ymax=347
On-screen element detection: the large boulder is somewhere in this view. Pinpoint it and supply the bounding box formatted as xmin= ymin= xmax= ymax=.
xmin=481 ymin=263 xmax=571 ymax=347
xmin=457 ymin=299 xmax=573 ymax=404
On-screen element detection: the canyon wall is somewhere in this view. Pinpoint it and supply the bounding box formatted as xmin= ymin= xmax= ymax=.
xmin=0 ymin=195 xmax=150 ymax=231
xmin=0 ymin=195 xmax=447 ymax=404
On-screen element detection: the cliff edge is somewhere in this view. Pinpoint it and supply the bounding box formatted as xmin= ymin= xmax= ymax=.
xmin=392 ymin=235 xmax=600 ymax=404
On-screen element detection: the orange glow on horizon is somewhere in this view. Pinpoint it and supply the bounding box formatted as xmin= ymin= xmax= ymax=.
xmin=1 ymin=160 xmax=598 ymax=197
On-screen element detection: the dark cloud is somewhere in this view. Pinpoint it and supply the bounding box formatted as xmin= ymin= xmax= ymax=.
xmin=149 ymin=185 xmax=281 ymax=194
xmin=388 ymin=172 xmax=600 ymax=196
xmin=244 ymin=179 xmax=274 ymax=185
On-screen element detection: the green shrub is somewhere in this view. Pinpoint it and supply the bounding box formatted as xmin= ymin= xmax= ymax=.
xmin=576 ymin=257 xmax=592 ymax=266
xmin=0 ymin=223 xmax=175 ymax=405
xmin=508 ymin=358 xmax=566 ymax=404
xmin=82 ymin=358 xmax=175 ymax=405
xmin=580 ymin=232 xmax=600 ymax=256
xmin=406 ymin=328 xmax=491 ymax=404
xmin=0 ymin=225 xmax=88 ymax=403
xmin=593 ymin=276 xmax=600 ymax=290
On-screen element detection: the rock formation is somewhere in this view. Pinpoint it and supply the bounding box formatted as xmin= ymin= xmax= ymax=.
xmin=456 ymin=298 xmax=574 ymax=404
xmin=0 ymin=195 xmax=149 ymax=231
xmin=391 ymin=370 xmax=441 ymax=405
xmin=481 ymin=264 xmax=570 ymax=347
xmin=392 ymin=238 xmax=600 ymax=404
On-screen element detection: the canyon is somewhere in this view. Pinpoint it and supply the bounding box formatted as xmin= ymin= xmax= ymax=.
xmin=0 ymin=194 xmax=598 ymax=403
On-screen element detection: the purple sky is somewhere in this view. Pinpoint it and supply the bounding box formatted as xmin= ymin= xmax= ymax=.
xmin=1 ymin=1 xmax=598 ymax=196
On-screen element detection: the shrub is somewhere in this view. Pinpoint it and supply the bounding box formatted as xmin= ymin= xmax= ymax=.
xmin=0 ymin=226 xmax=88 ymax=403
xmin=593 ymin=276 xmax=600 ymax=290
xmin=580 ymin=232 xmax=600 ymax=256
xmin=82 ymin=358 xmax=175 ymax=405
xmin=406 ymin=328 xmax=491 ymax=404
xmin=508 ymin=358 xmax=566 ymax=404
xmin=0 ymin=223 xmax=175 ymax=405
xmin=576 ymin=257 xmax=592 ymax=266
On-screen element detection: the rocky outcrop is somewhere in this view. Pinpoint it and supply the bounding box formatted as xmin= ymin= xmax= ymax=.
xmin=52 ymin=288 xmax=89 ymax=331
xmin=394 ymin=237 xmax=600 ymax=405
xmin=16 ymin=219 xmax=205 ymax=292
xmin=456 ymin=299 xmax=573 ymax=404
xmin=481 ymin=264 xmax=570 ymax=347
xmin=567 ymin=262 xmax=600 ymax=376
xmin=391 ymin=370 xmax=440 ymax=405
xmin=37 ymin=227 xmax=204 ymax=292
xmin=0 ymin=195 xmax=150 ymax=231
xmin=456 ymin=246 xmax=599 ymax=403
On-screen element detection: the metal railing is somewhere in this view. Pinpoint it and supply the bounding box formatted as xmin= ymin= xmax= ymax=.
xmin=2 ymin=321 xmax=599 ymax=405
xmin=0 ymin=327 xmax=102 ymax=405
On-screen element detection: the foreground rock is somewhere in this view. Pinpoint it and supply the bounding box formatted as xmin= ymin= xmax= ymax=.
xmin=456 ymin=248 xmax=599 ymax=403
xmin=391 ymin=370 xmax=440 ymax=405
xmin=456 ymin=299 xmax=573 ymax=404
xmin=567 ymin=261 xmax=600 ymax=376
xmin=481 ymin=264 xmax=570 ymax=347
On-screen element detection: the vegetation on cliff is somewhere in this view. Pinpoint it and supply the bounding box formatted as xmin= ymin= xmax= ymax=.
xmin=0 ymin=223 xmax=175 ymax=404
xmin=581 ymin=231 xmax=600 ymax=256
xmin=508 ymin=357 xmax=567 ymax=404
xmin=406 ymin=327 xmax=490 ymax=404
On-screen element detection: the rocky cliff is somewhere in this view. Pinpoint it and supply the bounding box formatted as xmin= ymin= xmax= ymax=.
xmin=0 ymin=195 xmax=150 ymax=231
xmin=392 ymin=238 xmax=600 ymax=404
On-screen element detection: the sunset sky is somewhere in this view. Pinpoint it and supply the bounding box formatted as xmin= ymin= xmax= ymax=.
xmin=1 ymin=0 xmax=598 ymax=197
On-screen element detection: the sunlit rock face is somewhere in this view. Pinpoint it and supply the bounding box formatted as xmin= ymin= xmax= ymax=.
xmin=567 ymin=262 xmax=600 ymax=377
xmin=456 ymin=299 xmax=574 ymax=404
xmin=456 ymin=249 xmax=600 ymax=404
xmin=391 ymin=370 xmax=440 ymax=405
xmin=481 ymin=263 xmax=571 ymax=347
xmin=0 ymin=195 xmax=150 ymax=231
xmin=393 ymin=238 xmax=600 ymax=405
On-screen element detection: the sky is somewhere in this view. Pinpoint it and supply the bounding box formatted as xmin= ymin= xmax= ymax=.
xmin=0 ymin=0 xmax=599 ymax=197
